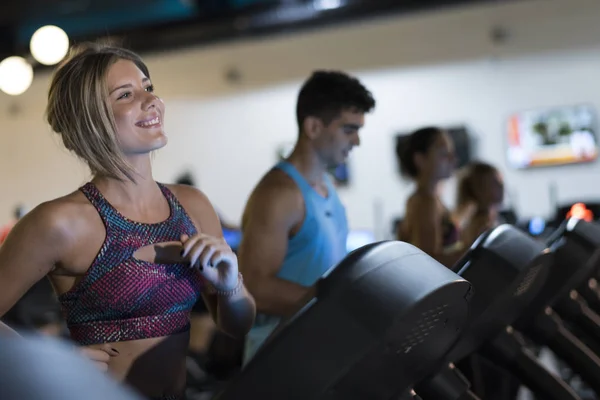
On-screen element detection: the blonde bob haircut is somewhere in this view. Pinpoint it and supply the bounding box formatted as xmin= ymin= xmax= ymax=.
xmin=46 ymin=42 xmax=151 ymax=182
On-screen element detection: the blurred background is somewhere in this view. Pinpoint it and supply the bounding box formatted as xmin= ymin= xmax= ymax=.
xmin=4 ymin=1 xmax=600 ymax=399
xmin=2 ymin=0 xmax=600 ymax=242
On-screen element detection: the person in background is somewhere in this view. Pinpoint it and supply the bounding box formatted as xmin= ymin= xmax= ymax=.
xmin=396 ymin=126 xmax=465 ymax=268
xmin=239 ymin=70 xmax=376 ymax=364
xmin=0 ymin=205 xmax=27 ymax=246
xmin=1 ymin=278 xmax=65 ymax=337
xmin=175 ymin=172 xmax=240 ymax=232
xmin=451 ymin=160 xmax=515 ymax=400
xmin=453 ymin=161 xmax=504 ymax=247
xmin=0 ymin=43 xmax=255 ymax=400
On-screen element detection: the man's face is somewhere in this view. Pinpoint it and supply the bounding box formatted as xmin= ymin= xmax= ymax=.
xmin=310 ymin=109 xmax=365 ymax=168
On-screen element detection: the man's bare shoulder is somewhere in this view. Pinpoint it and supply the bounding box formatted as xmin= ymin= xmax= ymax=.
xmin=251 ymin=168 xmax=302 ymax=207
xmin=243 ymin=169 xmax=304 ymax=226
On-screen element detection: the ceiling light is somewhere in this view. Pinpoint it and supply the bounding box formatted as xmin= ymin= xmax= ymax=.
xmin=0 ymin=56 xmax=34 ymax=96
xmin=30 ymin=25 xmax=70 ymax=66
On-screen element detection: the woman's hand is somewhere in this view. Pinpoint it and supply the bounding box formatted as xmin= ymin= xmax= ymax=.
xmin=180 ymin=234 xmax=239 ymax=292
xmin=79 ymin=344 xmax=118 ymax=372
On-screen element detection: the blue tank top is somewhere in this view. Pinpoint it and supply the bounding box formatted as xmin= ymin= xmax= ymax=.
xmin=243 ymin=161 xmax=349 ymax=364
xmin=276 ymin=161 xmax=349 ymax=285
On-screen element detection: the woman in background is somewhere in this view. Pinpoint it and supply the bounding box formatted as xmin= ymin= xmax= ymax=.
xmin=0 ymin=43 xmax=255 ymax=400
xmin=454 ymin=161 xmax=517 ymax=400
xmin=396 ymin=126 xmax=465 ymax=268
xmin=454 ymin=161 xmax=504 ymax=247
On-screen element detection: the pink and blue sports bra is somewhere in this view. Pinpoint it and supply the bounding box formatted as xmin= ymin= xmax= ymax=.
xmin=58 ymin=182 xmax=204 ymax=345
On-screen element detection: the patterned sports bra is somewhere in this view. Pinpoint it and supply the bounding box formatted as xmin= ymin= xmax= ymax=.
xmin=58 ymin=182 xmax=204 ymax=346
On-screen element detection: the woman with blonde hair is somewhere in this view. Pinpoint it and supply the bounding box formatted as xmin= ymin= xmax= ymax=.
xmin=0 ymin=43 xmax=256 ymax=400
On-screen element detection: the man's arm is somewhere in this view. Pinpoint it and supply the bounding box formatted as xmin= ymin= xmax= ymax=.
xmin=238 ymin=176 xmax=314 ymax=318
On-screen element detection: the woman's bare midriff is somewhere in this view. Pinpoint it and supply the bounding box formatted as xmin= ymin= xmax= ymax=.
xmin=88 ymin=330 xmax=191 ymax=399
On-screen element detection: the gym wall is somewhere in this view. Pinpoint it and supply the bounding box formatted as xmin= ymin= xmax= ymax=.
xmin=1 ymin=0 xmax=600 ymax=236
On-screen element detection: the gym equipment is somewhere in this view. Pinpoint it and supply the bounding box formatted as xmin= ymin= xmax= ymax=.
xmin=576 ymin=278 xmax=600 ymax=323
xmin=548 ymin=219 xmax=600 ymax=354
xmin=0 ymin=335 xmax=142 ymax=400
xmin=511 ymin=218 xmax=600 ymax=396
xmin=2 ymin=278 xmax=63 ymax=333
xmin=554 ymin=202 xmax=600 ymax=227
xmin=482 ymin=326 xmax=582 ymax=400
xmin=416 ymin=224 xmax=576 ymax=400
xmin=216 ymin=241 xmax=473 ymax=400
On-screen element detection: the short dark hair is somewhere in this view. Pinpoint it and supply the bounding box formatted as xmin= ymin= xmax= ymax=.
xmin=296 ymin=70 xmax=376 ymax=130
xmin=397 ymin=126 xmax=443 ymax=179
xmin=175 ymin=172 xmax=196 ymax=187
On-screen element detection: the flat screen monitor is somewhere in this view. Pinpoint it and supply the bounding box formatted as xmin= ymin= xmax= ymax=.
xmin=506 ymin=104 xmax=598 ymax=169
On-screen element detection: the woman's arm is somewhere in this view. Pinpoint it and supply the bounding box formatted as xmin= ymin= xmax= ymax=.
xmin=0 ymin=202 xmax=68 ymax=336
xmin=173 ymin=185 xmax=256 ymax=338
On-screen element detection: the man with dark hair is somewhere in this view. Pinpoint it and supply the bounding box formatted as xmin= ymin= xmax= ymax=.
xmin=239 ymin=70 xmax=376 ymax=363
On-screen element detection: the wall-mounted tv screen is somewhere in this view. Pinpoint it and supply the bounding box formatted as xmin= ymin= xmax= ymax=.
xmin=395 ymin=126 xmax=472 ymax=175
xmin=507 ymin=104 xmax=598 ymax=169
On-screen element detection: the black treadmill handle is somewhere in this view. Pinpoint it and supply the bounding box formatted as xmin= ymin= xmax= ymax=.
xmin=410 ymin=389 xmax=424 ymax=400
xmin=410 ymin=388 xmax=480 ymax=400
xmin=574 ymin=294 xmax=600 ymax=340
xmin=397 ymin=389 xmax=427 ymax=400
xmin=483 ymin=328 xmax=582 ymax=400
xmin=535 ymin=310 xmax=600 ymax=395
xmin=557 ymin=292 xmax=600 ymax=342
xmin=512 ymin=343 xmax=582 ymax=400
xmin=459 ymin=390 xmax=481 ymax=400
xmin=577 ymin=280 xmax=600 ymax=313
xmin=414 ymin=363 xmax=481 ymax=400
